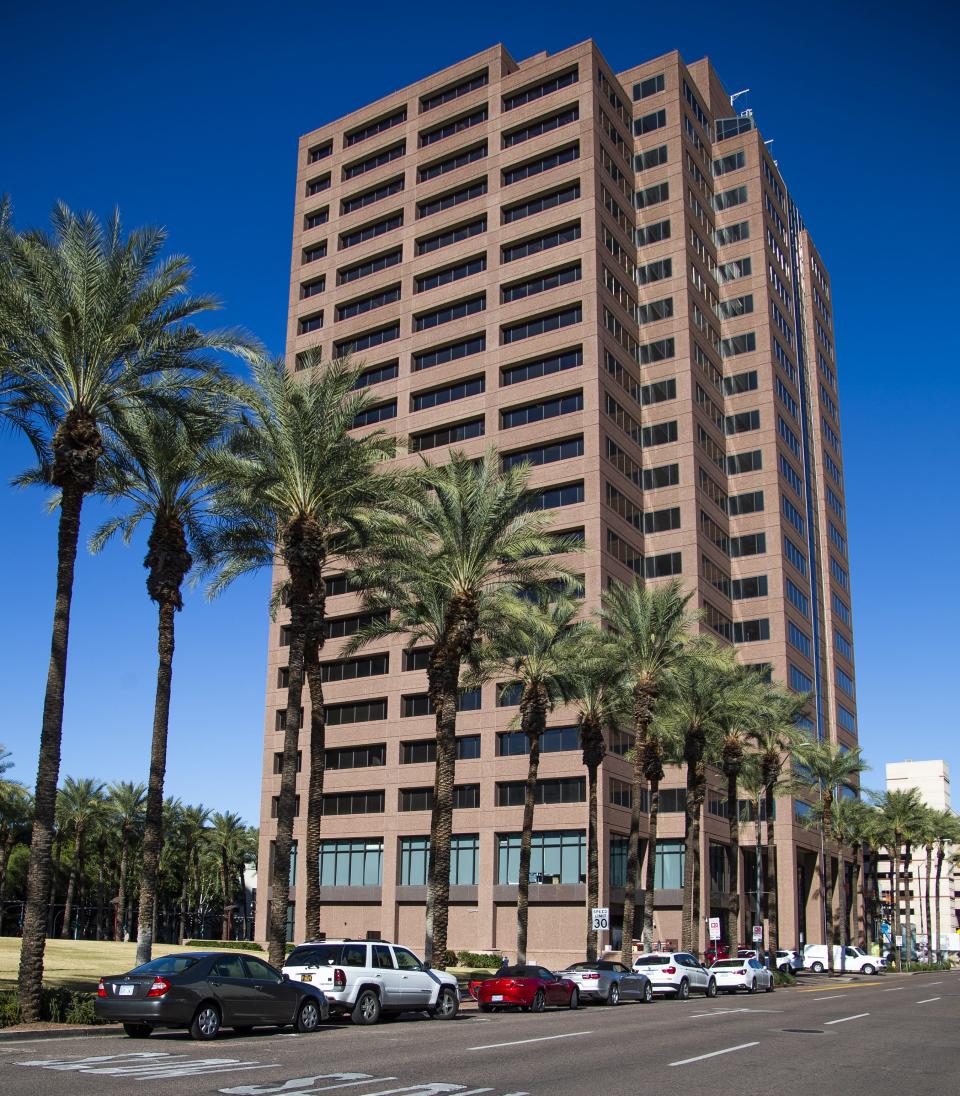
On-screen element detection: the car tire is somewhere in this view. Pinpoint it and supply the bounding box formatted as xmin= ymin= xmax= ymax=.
xmin=677 ymin=978 xmax=690 ymax=1001
xmin=765 ymin=980 xmax=774 ymax=993
xmin=431 ymin=987 xmax=459 ymax=1020
xmin=352 ymin=989 xmax=382 ymax=1026
xmin=297 ymin=999 xmax=322 ymax=1033
xmin=530 ymin=990 xmax=545 ymax=1013
xmin=747 ymin=979 xmax=757 ymax=994
xmin=811 ymin=961 xmax=824 ymax=973
xmin=568 ymin=988 xmax=579 ymax=1010
xmin=642 ymin=982 xmax=653 ymax=1004
xmin=862 ymin=964 xmax=876 ymax=976
xmin=479 ymin=1002 xmax=493 ymax=1012
xmin=607 ymin=983 xmax=620 ymax=1006
xmin=706 ymin=978 xmax=717 ymax=999
xmin=190 ymin=1003 xmax=221 ymax=1041
xmin=122 ymin=1023 xmax=152 ymax=1038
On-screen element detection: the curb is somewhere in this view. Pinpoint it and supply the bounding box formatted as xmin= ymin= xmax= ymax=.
xmin=0 ymin=1024 xmax=122 ymax=1044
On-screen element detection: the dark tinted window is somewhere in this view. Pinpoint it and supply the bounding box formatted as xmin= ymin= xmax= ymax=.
xmin=632 ymin=955 xmax=669 ymax=966
xmin=499 ymin=965 xmax=543 ymax=978
xmin=342 ymin=944 xmax=367 ymax=967
xmin=286 ymin=945 xmax=342 ymax=968
xmin=245 ymin=957 xmax=281 ymax=981
xmin=211 ymin=955 xmax=246 ymax=978
xmin=372 ymin=944 xmax=395 ymax=969
xmin=130 ymin=956 xmax=200 ymax=975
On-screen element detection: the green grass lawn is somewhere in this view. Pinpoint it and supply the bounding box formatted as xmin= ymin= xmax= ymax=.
xmin=0 ymin=938 xmax=262 ymax=992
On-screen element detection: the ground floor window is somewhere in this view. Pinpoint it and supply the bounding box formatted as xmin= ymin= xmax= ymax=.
xmin=496 ymin=830 xmax=585 ymax=885
xmin=319 ymin=839 xmax=383 ymax=886
xmin=398 ymin=834 xmax=479 ymax=885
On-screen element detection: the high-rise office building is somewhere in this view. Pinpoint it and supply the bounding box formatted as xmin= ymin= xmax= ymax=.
xmin=255 ymin=40 xmax=858 ymax=963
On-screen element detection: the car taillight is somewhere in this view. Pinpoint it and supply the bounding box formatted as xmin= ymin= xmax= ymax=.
xmin=333 ymin=967 xmax=346 ymax=990
xmin=662 ymin=966 xmax=676 ymax=975
xmin=97 ymin=979 xmax=107 ymax=998
xmin=581 ymin=973 xmax=598 ymax=980
xmin=146 ymin=977 xmax=170 ymax=998
xmin=736 ymin=969 xmax=746 ymax=975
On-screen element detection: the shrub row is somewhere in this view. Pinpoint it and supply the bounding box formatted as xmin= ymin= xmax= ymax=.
xmin=0 ymin=986 xmax=100 ymax=1029
xmin=184 ymin=939 xmax=263 ymax=951
xmin=456 ymin=950 xmax=503 ymax=969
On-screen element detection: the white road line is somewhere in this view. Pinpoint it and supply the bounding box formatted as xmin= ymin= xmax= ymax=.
xmin=824 ymin=1013 xmax=869 ymax=1025
xmin=881 ymin=987 xmax=904 ymax=993
xmin=917 ymin=997 xmax=941 ymax=1004
xmin=925 ymin=981 xmax=943 ymax=985
xmin=669 ymin=1042 xmax=759 ymax=1067
xmin=813 ymin=995 xmax=846 ymax=1001
xmin=467 ymin=1031 xmax=592 ymax=1051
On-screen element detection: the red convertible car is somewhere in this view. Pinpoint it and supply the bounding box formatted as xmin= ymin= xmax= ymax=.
xmin=476 ymin=965 xmax=579 ymax=1012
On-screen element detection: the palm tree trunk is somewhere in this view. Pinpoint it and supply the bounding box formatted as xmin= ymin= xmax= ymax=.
xmin=0 ymin=833 xmax=14 ymax=932
xmin=902 ymin=841 xmax=914 ymax=967
xmin=220 ymin=854 xmax=231 ymax=940
xmin=891 ymin=844 xmax=902 ymax=967
xmin=516 ymin=737 xmax=541 ymax=965
xmin=852 ymin=844 xmax=864 ymax=949
xmin=585 ymin=758 xmax=600 ymax=962
xmin=765 ymin=784 xmax=779 ymax=965
xmin=824 ymin=852 xmax=835 ymax=972
xmin=18 ymin=481 xmax=85 ymax=1022
xmin=934 ymin=846 xmax=944 ymax=964
xmin=836 ymin=843 xmax=848 ymax=972
xmin=621 ymin=737 xmax=645 ymax=968
xmin=923 ymin=847 xmax=933 ymax=961
xmin=95 ymin=838 xmax=106 ymax=940
xmin=304 ymin=652 xmax=327 ymax=942
xmin=135 ymin=598 xmax=176 ymax=966
xmin=179 ymin=870 xmax=189 ymax=944
xmin=725 ymin=769 xmax=740 ymax=950
xmin=62 ymin=859 xmax=78 ymax=939
xmin=116 ymin=829 xmax=130 ymax=941
xmin=424 ymin=681 xmax=458 ymax=968
xmin=681 ymin=754 xmax=705 ymax=954
xmin=641 ymin=776 xmax=661 ymax=950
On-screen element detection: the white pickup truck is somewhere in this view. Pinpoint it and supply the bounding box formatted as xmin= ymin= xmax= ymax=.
xmin=282 ymin=938 xmax=460 ymax=1024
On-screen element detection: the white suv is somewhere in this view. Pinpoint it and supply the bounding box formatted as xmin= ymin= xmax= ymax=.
xmin=282 ymin=939 xmax=460 ymax=1024
xmin=632 ymin=952 xmax=718 ymax=999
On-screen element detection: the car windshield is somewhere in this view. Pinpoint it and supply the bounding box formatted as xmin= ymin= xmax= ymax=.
xmin=498 ymin=966 xmax=544 ymax=978
xmin=564 ymin=962 xmax=600 ymax=971
xmin=633 ymin=955 xmax=669 ymax=966
xmin=129 ymin=956 xmax=199 ymax=975
xmin=712 ymin=960 xmax=746 ymax=968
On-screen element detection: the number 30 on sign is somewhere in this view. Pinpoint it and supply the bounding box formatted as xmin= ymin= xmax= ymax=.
xmin=591 ymin=907 xmax=609 ymax=930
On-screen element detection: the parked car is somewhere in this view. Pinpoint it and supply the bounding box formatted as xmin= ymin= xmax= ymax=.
xmin=704 ymin=942 xmax=731 ymax=964
xmin=803 ymin=944 xmax=885 ymax=975
xmin=631 ymin=952 xmax=718 ymax=1000
xmin=559 ymin=960 xmax=653 ymax=1005
xmin=710 ymin=957 xmax=775 ymax=994
xmin=282 ymin=939 xmax=459 ymax=1024
xmin=466 ymin=970 xmax=497 ymax=1000
xmin=737 ymin=948 xmax=761 ymax=961
xmin=776 ymin=949 xmax=803 ymax=974
xmin=476 ymin=965 xmax=579 ymax=1011
xmin=95 ymin=951 xmax=328 ymax=1040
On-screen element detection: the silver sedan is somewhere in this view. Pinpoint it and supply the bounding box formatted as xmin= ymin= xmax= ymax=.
xmin=559 ymin=960 xmax=654 ymax=1005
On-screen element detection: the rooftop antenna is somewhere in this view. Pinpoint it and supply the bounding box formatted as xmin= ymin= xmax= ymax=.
xmin=730 ymin=88 xmax=750 ymax=108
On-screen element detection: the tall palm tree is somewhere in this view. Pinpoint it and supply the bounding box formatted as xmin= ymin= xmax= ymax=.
xmin=930 ymin=810 xmax=960 ymax=962
xmin=599 ymin=578 xmax=697 ymax=967
xmin=106 ymin=781 xmax=146 ymax=942
xmin=209 ymin=811 xmax=247 ymax=940
xmin=175 ymin=805 xmax=211 ymax=943
xmin=204 ymin=353 xmax=402 ymax=966
xmin=799 ymin=742 xmax=867 ymax=972
xmin=56 ymin=777 xmax=107 ymax=938
xmin=0 ymin=203 xmax=254 ymax=1019
xmin=470 ymin=596 xmax=585 ymax=963
xmin=91 ymin=402 xmax=234 ymax=965
xmin=351 ymin=448 xmax=573 ymax=967
xmin=869 ymin=788 xmax=924 ymax=968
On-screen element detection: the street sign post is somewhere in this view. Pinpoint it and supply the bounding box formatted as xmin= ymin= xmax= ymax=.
xmin=708 ymin=917 xmax=721 ymax=941
xmin=591 ymin=907 xmax=610 ymax=931
xmin=752 ymin=924 xmax=763 ymax=943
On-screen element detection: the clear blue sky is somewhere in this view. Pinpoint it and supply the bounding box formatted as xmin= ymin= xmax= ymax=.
xmin=1 ymin=0 xmax=957 ymax=824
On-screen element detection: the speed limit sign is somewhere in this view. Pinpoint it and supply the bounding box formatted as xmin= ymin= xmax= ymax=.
xmin=591 ymin=907 xmax=609 ymax=930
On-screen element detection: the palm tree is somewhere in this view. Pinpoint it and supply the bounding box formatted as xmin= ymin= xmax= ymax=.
xmin=869 ymin=788 xmax=924 ymax=968
xmin=930 ymin=810 xmax=960 ymax=962
xmin=469 ymin=596 xmax=586 ymax=963
xmin=204 ymin=353 xmax=402 ymax=966
xmin=599 ymin=578 xmax=697 ymax=967
xmin=799 ymin=742 xmax=868 ymax=972
xmin=0 ymin=203 xmax=254 ymax=1019
xmin=56 ymin=777 xmax=107 ymax=938
xmin=748 ymin=687 xmax=811 ymax=964
xmin=0 ymin=782 xmax=33 ymax=933
xmin=91 ymin=402 xmax=234 ymax=965
xmin=351 ymin=447 xmax=573 ymax=967
xmin=209 ymin=811 xmax=247 ymax=940
xmin=175 ymin=805 xmax=211 ymax=942
xmin=106 ymin=782 xmax=146 ymax=942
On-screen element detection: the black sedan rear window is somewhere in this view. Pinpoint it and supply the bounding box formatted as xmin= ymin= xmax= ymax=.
xmin=130 ymin=956 xmax=199 ymax=975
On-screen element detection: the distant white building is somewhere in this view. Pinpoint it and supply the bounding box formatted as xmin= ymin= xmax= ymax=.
xmin=878 ymin=760 xmax=959 ymax=955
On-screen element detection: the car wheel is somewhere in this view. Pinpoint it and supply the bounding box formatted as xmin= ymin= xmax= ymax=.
xmin=862 ymin=964 xmax=875 ymax=976
xmin=642 ymin=981 xmax=653 ymax=1004
xmin=122 ymin=1023 xmax=152 ymax=1038
xmin=747 ymin=979 xmax=757 ymax=994
xmin=297 ymin=999 xmax=322 ymax=1033
xmin=607 ymin=982 xmax=620 ymax=1006
xmin=352 ymin=989 xmax=382 ymax=1025
xmin=530 ymin=990 xmax=545 ymax=1013
xmin=568 ymin=987 xmax=579 ymax=1010
xmin=431 ymin=986 xmax=460 ymax=1020
xmin=706 ymin=978 xmax=718 ymax=998
xmin=765 ymin=980 xmax=774 ymax=993
xmin=677 ymin=978 xmax=690 ymax=1001
xmin=190 ymin=1003 xmax=221 ymax=1041
xmin=811 ymin=961 xmax=824 ymax=973
xmin=479 ymin=1002 xmax=492 ymax=1013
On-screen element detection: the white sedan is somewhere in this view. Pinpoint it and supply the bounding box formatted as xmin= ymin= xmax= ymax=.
xmin=710 ymin=957 xmax=774 ymax=994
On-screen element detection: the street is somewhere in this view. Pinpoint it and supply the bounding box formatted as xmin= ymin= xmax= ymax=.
xmin=2 ymin=971 xmax=958 ymax=1096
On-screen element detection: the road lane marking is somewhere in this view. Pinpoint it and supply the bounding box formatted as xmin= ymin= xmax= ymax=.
xmin=221 ymin=1075 xmax=399 ymax=1095
xmin=925 ymin=981 xmax=943 ymax=985
xmin=669 ymin=1042 xmax=758 ymax=1067
xmin=917 ymin=997 xmax=941 ymax=1004
xmin=813 ymin=995 xmax=846 ymax=1001
xmin=824 ymin=1013 xmax=869 ymax=1025
xmin=467 ymin=1031 xmax=592 ymax=1051
xmin=881 ymin=988 xmax=904 ymax=993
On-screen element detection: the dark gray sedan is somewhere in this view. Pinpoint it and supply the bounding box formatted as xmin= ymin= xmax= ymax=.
xmin=95 ymin=951 xmax=329 ymax=1039
xmin=559 ymin=960 xmax=654 ymax=1005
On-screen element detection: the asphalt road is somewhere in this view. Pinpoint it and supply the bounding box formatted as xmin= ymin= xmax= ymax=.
xmin=2 ymin=970 xmax=958 ymax=1096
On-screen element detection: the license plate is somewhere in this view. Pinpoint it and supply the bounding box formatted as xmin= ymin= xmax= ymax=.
xmin=119 ymin=984 xmax=135 ymax=997
xmin=491 ymin=994 xmax=503 ymax=1001
xmin=301 ymin=974 xmax=312 ymax=982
